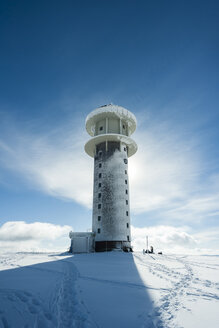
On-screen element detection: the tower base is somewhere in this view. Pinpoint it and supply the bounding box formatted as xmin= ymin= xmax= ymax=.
xmin=95 ymin=241 xmax=133 ymax=252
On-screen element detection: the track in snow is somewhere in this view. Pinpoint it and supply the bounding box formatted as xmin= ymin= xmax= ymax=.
xmin=134 ymin=253 xmax=219 ymax=328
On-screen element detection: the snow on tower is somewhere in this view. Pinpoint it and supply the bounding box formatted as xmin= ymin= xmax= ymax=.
xmin=85 ymin=104 xmax=137 ymax=252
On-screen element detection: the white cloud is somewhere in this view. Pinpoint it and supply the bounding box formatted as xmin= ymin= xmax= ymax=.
xmin=0 ymin=221 xmax=71 ymax=241
xmin=0 ymin=221 xmax=72 ymax=252
xmin=131 ymin=225 xmax=219 ymax=254
xmin=131 ymin=225 xmax=197 ymax=252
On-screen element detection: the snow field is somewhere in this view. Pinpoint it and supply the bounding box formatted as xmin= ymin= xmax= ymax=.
xmin=0 ymin=252 xmax=218 ymax=328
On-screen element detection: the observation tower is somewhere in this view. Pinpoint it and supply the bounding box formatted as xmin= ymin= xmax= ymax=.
xmin=85 ymin=104 xmax=137 ymax=252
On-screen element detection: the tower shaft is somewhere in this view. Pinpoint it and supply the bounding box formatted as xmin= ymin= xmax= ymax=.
xmin=93 ymin=141 xmax=131 ymax=251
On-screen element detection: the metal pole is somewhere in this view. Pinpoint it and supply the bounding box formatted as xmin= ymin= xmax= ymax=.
xmin=146 ymin=235 xmax=148 ymax=253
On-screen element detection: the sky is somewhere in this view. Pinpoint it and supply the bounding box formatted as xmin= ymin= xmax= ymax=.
xmin=0 ymin=0 xmax=219 ymax=253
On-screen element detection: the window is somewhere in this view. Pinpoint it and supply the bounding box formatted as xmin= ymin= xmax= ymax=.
xmin=126 ymin=200 xmax=128 ymax=205
xmin=99 ymin=126 xmax=103 ymax=131
xmin=127 ymin=223 xmax=129 ymax=228
xmin=124 ymin=147 xmax=126 ymax=152
xmin=126 ymin=189 xmax=128 ymax=194
xmin=99 ymin=173 xmax=102 ymax=178
xmin=99 ymin=163 xmax=102 ymax=168
xmin=98 ymin=228 xmax=101 ymax=233
xmin=98 ymin=183 xmax=101 ymax=188
xmin=98 ymin=204 xmax=101 ymax=209
xmin=124 ymin=159 xmax=128 ymax=164
xmin=127 ymin=235 xmax=130 ymax=241
xmin=98 ymin=193 xmax=101 ymax=198
xmin=98 ymin=216 xmax=101 ymax=221
xmin=125 ymin=180 xmax=127 ymax=184
xmin=125 ymin=170 xmax=127 ymax=174
xmin=98 ymin=151 xmax=102 ymax=157
xmin=123 ymin=124 xmax=125 ymax=129
xmin=126 ymin=211 xmax=129 ymax=216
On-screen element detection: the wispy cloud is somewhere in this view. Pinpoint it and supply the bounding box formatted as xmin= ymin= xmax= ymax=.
xmin=165 ymin=192 xmax=219 ymax=223
xmin=129 ymin=126 xmax=200 ymax=213
xmin=128 ymin=120 xmax=219 ymax=225
xmin=0 ymin=118 xmax=93 ymax=207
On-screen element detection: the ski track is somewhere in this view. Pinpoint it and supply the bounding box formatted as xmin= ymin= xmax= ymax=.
xmin=134 ymin=254 xmax=219 ymax=328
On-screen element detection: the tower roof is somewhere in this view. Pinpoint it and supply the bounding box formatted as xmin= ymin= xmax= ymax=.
xmin=85 ymin=104 xmax=137 ymax=137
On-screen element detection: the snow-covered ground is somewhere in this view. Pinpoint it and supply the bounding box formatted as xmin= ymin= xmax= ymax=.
xmin=0 ymin=252 xmax=218 ymax=328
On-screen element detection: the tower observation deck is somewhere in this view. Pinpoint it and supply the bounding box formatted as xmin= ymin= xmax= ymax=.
xmin=85 ymin=104 xmax=137 ymax=252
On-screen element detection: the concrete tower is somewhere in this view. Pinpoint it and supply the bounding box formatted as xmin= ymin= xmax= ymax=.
xmin=85 ymin=104 xmax=137 ymax=252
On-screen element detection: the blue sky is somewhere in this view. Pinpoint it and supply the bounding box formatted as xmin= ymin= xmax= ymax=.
xmin=0 ymin=0 xmax=219 ymax=252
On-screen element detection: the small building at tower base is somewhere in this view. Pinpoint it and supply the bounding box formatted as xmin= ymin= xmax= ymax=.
xmin=69 ymin=232 xmax=94 ymax=253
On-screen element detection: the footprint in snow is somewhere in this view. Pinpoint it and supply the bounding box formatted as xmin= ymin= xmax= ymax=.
xmin=23 ymin=291 xmax=32 ymax=297
xmin=28 ymin=304 xmax=38 ymax=314
xmin=32 ymin=298 xmax=41 ymax=306
xmin=7 ymin=294 xmax=16 ymax=302
xmin=16 ymin=293 xmax=28 ymax=303
xmin=162 ymin=301 xmax=169 ymax=309
xmin=44 ymin=312 xmax=52 ymax=321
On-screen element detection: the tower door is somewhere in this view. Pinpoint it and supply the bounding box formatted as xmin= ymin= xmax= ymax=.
xmin=73 ymin=237 xmax=88 ymax=253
